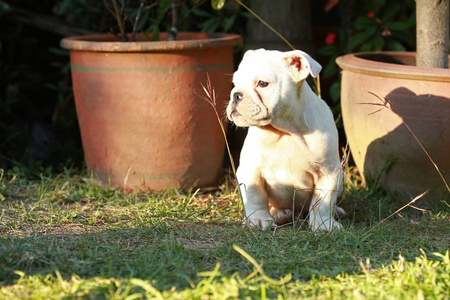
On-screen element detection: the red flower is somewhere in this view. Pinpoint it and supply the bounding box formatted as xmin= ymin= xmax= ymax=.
xmin=324 ymin=0 xmax=339 ymax=12
xmin=325 ymin=33 xmax=336 ymax=45
xmin=367 ymin=11 xmax=375 ymax=18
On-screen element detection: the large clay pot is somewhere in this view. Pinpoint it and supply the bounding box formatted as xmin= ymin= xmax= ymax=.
xmin=336 ymin=52 xmax=450 ymax=202
xmin=61 ymin=32 xmax=242 ymax=191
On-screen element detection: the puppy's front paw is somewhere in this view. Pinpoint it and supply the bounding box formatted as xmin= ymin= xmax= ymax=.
xmin=243 ymin=210 xmax=275 ymax=230
xmin=309 ymin=216 xmax=342 ymax=232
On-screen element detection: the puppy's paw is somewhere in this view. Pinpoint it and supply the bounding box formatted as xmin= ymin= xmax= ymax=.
xmin=335 ymin=206 xmax=347 ymax=218
xmin=309 ymin=217 xmax=342 ymax=233
xmin=243 ymin=210 xmax=275 ymax=230
xmin=271 ymin=208 xmax=293 ymax=225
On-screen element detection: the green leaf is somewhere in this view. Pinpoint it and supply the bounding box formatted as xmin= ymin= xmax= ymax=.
xmin=48 ymin=47 xmax=69 ymax=56
xmin=381 ymin=3 xmax=400 ymax=22
xmin=223 ymin=15 xmax=236 ymax=32
xmin=394 ymin=31 xmax=415 ymax=48
xmin=193 ymin=9 xmax=211 ymax=18
xmin=364 ymin=25 xmax=378 ymax=36
xmin=348 ymin=32 xmax=372 ymax=49
xmin=408 ymin=12 xmax=416 ymax=26
xmin=354 ymin=16 xmax=375 ymax=31
xmin=329 ymin=81 xmax=341 ymax=103
xmin=318 ymin=45 xmax=339 ymax=56
xmin=136 ymin=11 xmax=150 ymax=32
xmin=388 ymin=21 xmax=410 ymax=31
xmin=241 ymin=11 xmax=254 ymax=19
xmin=211 ymin=0 xmax=225 ymax=10
xmin=338 ymin=28 xmax=346 ymax=44
xmin=360 ymin=40 xmax=374 ymax=52
xmin=322 ymin=56 xmax=339 ymax=79
xmin=0 ymin=1 xmax=10 ymax=12
xmin=152 ymin=27 xmax=160 ymax=41
xmin=373 ymin=35 xmax=385 ymax=51
xmin=199 ymin=18 xmax=220 ymax=33
xmin=54 ymin=0 xmax=70 ymax=15
xmin=386 ymin=39 xmax=406 ymax=51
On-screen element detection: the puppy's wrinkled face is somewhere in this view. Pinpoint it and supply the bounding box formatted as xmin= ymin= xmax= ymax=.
xmin=227 ymin=50 xmax=288 ymax=127
xmin=227 ymin=49 xmax=320 ymax=127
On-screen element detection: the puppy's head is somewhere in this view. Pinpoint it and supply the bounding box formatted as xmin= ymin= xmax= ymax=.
xmin=226 ymin=49 xmax=321 ymax=127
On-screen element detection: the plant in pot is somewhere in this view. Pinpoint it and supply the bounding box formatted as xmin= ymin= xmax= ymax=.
xmin=334 ymin=0 xmax=450 ymax=203
xmin=60 ymin=0 xmax=243 ymax=191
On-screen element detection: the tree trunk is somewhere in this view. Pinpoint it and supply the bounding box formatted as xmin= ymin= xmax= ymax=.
xmin=416 ymin=0 xmax=449 ymax=68
xmin=245 ymin=0 xmax=313 ymax=53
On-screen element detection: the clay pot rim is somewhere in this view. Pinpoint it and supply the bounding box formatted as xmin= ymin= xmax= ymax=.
xmin=336 ymin=51 xmax=450 ymax=82
xmin=60 ymin=32 xmax=243 ymax=52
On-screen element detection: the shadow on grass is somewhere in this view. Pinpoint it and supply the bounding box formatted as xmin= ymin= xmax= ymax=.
xmin=0 ymin=171 xmax=449 ymax=297
xmin=1 ymin=209 xmax=449 ymax=289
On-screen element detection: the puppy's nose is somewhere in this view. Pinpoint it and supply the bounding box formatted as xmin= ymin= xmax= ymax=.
xmin=233 ymin=92 xmax=244 ymax=103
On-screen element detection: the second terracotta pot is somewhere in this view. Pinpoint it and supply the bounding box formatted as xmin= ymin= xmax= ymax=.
xmin=336 ymin=52 xmax=450 ymax=202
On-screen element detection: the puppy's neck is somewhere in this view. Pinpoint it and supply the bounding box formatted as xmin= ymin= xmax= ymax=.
xmin=260 ymin=125 xmax=310 ymax=151
xmin=267 ymin=81 xmax=323 ymax=150
xmin=272 ymin=81 xmax=318 ymax=133
xmin=258 ymin=124 xmax=310 ymax=151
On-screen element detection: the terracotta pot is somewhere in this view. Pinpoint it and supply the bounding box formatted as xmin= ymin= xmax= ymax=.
xmin=336 ymin=52 xmax=450 ymax=202
xmin=61 ymin=32 xmax=242 ymax=191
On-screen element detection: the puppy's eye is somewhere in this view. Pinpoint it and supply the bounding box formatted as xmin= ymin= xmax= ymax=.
xmin=257 ymin=80 xmax=269 ymax=88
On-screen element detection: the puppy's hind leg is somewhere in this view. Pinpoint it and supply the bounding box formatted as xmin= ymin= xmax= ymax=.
xmin=270 ymin=205 xmax=293 ymax=225
xmin=309 ymin=167 xmax=343 ymax=232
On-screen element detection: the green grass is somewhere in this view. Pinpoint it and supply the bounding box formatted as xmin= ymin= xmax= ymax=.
xmin=0 ymin=168 xmax=449 ymax=299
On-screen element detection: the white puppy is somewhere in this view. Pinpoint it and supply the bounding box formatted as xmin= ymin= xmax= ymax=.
xmin=227 ymin=49 xmax=344 ymax=232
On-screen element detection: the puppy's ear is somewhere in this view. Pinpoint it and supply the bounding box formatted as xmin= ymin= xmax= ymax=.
xmin=282 ymin=50 xmax=322 ymax=81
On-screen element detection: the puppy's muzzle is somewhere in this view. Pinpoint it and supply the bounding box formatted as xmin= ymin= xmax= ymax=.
xmin=233 ymin=92 xmax=244 ymax=103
